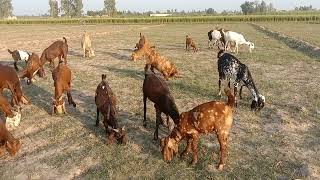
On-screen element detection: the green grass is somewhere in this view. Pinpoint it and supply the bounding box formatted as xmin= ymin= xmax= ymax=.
xmin=0 ymin=23 xmax=319 ymax=179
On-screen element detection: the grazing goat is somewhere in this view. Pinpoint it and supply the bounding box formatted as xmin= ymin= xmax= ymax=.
xmin=0 ymin=94 xmax=21 ymax=130
xmin=7 ymin=49 xmax=30 ymax=71
xmin=0 ymin=118 xmax=21 ymax=156
xmin=217 ymin=50 xmax=265 ymax=111
xmin=95 ymin=74 xmax=127 ymax=145
xmin=51 ymin=61 xmax=76 ymax=115
xmin=143 ymin=71 xmax=180 ymax=140
xmin=19 ymin=53 xmax=45 ymax=85
xmin=185 ymin=35 xmax=198 ymax=52
xmin=220 ymin=30 xmax=254 ymax=54
xmin=0 ymin=64 xmax=30 ymax=106
xmin=160 ymin=89 xmax=235 ymax=170
xmin=41 ymin=37 xmax=68 ymax=69
xmin=208 ymin=29 xmax=224 ymax=49
xmin=81 ymin=32 xmax=95 ymax=58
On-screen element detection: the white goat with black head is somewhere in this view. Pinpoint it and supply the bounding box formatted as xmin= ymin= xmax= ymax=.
xmin=217 ymin=50 xmax=265 ymax=111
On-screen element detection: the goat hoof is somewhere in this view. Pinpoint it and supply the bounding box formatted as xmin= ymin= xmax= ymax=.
xmin=143 ymin=123 xmax=147 ymax=128
xmin=217 ymin=164 xmax=225 ymax=170
xmin=73 ymin=103 xmax=76 ymax=108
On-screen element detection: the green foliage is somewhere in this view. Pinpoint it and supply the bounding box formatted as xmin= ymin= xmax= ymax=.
xmin=104 ymin=0 xmax=116 ymax=17
xmin=240 ymin=1 xmax=275 ymax=15
xmin=0 ymin=0 xmax=13 ymax=18
xmin=60 ymin=0 xmax=83 ymax=17
xmin=49 ymin=0 xmax=59 ymax=17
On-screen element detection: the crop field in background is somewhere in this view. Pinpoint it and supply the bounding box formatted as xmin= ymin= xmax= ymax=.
xmin=1 ymin=14 xmax=320 ymax=25
xmin=0 ymin=23 xmax=319 ymax=179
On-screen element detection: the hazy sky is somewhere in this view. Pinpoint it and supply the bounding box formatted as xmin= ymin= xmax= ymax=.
xmin=12 ymin=0 xmax=320 ymax=16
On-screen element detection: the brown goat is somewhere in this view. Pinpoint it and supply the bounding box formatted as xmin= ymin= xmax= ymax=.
xmin=185 ymin=35 xmax=198 ymax=52
xmin=95 ymin=74 xmax=127 ymax=145
xmin=0 ymin=118 xmax=21 ymax=156
xmin=160 ymin=89 xmax=235 ymax=170
xmin=41 ymin=37 xmax=68 ymax=69
xmin=19 ymin=53 xmax=45 ymax=85
xmin=51 ymin=62 xmax=76 ymax=115
xmin=143 ymin=71 xmax=180 ymax=140
xmin=0 ymin=64 xmax=30 ymax=106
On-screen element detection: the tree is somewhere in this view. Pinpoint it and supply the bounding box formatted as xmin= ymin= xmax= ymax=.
xmin=60 ymin=0 xmax=82 ymax=17
xmin=104 ymin=0 xmax=116 ymax=16
xmin=74 ymin=0 xmax=83 ymax=17
xmin=0 ymin=0 xmax=13 ymax=18
xmin=240 ymin=1 xmax=255 ymax=15
xmin=206 ymin=8 xmax=216 ymax=15
xmin=49 ymin=0 xmax=59 ymax=17
xmin=259 ymin=0 xmax=267 ymax=14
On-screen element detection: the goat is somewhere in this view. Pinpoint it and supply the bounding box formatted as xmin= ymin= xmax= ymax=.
xmin=208 ymin=29 xmax=224 ymax=49
xmin=81 ymin=32 xmax=95 ymax=58
xmin=217 ymin=50 xmax=265 ymax=111
xmin=95 ymin=74 xmax=127 ymax=145
xmin=220 ymin=30 xmax=254 ymax=54
xmin=0 ymin=64 xmax=30 ymax=107
xmin=19 ymin=53 xmax=45 ymax=85
xmin=0 ymin=94 xmax=21 ymax=130
xmin=160 ymin=89 xmax=235 ymax=170
xmin=41 ymin=37 xmax=68 ymax=69
xmin=51 ymin=61 xmax=76 ymax=115
xmin=143 ymin=71 xmax=180 ymax=140
xmin=185 ymin=35 xmax=198 ymax=52
xmin=7 ymin=49 xmax=30 ymax=71
xmin=0 ymin=118 xmax=21 ymax=156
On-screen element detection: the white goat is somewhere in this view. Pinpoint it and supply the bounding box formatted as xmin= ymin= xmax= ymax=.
xmin=208 ymin=30 xmax=223 ymax=49
xmin=222 ymin=31 xmax=254 ymax=54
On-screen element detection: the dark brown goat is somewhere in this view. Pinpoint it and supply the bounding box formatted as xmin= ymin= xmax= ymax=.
xmin=19 ymin=53 xmax=45 ymax=85
xmin=0 ymin=64 xmax=30 ymax=106
xmin=143 ymin=71 xmax=180 ymax=140
xmin=0 ymin=118 xmax=21 ymax=156
xmin=95 ymin=74 xmax=127 ymax=145
xmin=160 ymin=89 xmax=235 ymax=170
xmin=41 ymin=37 xmax=68 ymax=69
xmin=51 ymin=62 xmax=76 ymax=115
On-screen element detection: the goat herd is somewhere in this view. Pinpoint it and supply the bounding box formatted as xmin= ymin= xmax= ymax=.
xmin=0 ymin=27 xmax=265 ymax=171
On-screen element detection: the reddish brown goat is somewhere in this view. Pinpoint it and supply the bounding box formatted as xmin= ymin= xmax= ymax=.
xmin=51 ymin=62 xmax=76 ymax=115
xmin=160 ymin=89 xmax=235 ymax=170
xmin=143 ymin=71 xmax=180 ymax=140
xmin=19 ymin=53 xmax=45 ymax=85
xmin=95 ymin=74 xmax=127 ymax=145
xmin=41 ymin=37 xmax=68 ymax=69
xmin=0 ymin=94 xmax=14 ymax=118
xmin=0 ymin=118 xmax=21 ymax=156
xmin=0 ymin=64 xmax=30 ymax=106
xmin=186 ymin=35 xmax=198 ymax=52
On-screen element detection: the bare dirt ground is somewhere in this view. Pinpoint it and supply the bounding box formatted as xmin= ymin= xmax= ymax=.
xmin=0 ymin=23 xmax=319 ymax=179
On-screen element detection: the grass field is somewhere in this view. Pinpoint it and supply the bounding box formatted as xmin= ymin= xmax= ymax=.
xmin=0 ymin=23 xmax=319 ymax=179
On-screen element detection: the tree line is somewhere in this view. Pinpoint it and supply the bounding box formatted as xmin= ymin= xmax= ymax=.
xmin=0 ymin=0 xmax=318 ymax=18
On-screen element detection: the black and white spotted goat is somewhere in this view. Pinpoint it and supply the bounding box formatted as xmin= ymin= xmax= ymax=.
xmin=217 ymin=50 xmax=265 ymax=111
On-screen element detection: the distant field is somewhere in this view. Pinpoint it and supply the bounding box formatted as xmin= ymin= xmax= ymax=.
xmin=1 ymin=14 xmax=320 ymax=24
xmin=257 ymin=22 xmax=320 ymax=46
xmin=0 ymin=23 xmax=319 ymax=179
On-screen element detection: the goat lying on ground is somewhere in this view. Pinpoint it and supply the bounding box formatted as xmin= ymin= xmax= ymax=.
xmin=0 ymin=118 xmax=21 ymax=156
xmin=81 ymin=32 xmax=95 ymax=58
xmin=219 ymin=30 xmax=254 ymax=54
xmin=41 ymin=37 xmax=68 ymax=69
xmin=95 ymin=74 xmax=127 ymax=144
xmin=143 ymin=71 xmax=180 ymax=140
xmin=0 ymin=94 xmax=21 ymax=130
xmin=51 ymin=61 xmax=76 ymax=115
xmin=19 ymin=53 xmax=45 ymax=85
xmin=160 ymin=89 xmax=235 ymax=170
xmin=185 ymin=35 xmax=199 ymax=52
xmin=0 ymin=64 xmax=30 ymax=107
xmin=217 ymin=50 xmax=265 ymax=111
xmin=7 ymin=49 xmax=30 ymax=71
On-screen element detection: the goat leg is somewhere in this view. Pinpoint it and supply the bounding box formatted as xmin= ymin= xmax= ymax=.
xmin=181 ymin=137 xmax=192 ymax=158
xmin=190 ymin=135 xmax=199 ymax=165
xmin=154 ymin=108 xmax=162 ymax=141
xmin=14 ymin=61 xmax=19 ymax=71
xmin=218 ymin=79 xmax=222 ymax=98
xmin=67 ymin=91 xmax=76 ymax=107
xmin=239 ymin=85 xmax=243 ymax=99
xmin=96 ymin=108 xmax=100 ymax=127
xmin=143 ymin=94 xmax=147 ymax=127
xmin=217 ymin=132 xmax=228 ymax=170
xmin=234 ymin=83 xmax=238 ymax=107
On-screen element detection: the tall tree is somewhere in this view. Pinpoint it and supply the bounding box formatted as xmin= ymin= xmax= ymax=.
xmin=74 ymin=0 xmax=83 ymax=17
xmin=240 ymin=1 xmax=255 ymax=15
xmin=259 ymin=1 xmax=267 ymax=14
xmin=60 ymin=0 xmax=82 ymax=17
xmin=49 ymin=0 xmax=59 ymax=17
xmin=0 ymin=0 xmax=13 ymax=18
xmin=104 ymin=0 xmax=116 ymax=16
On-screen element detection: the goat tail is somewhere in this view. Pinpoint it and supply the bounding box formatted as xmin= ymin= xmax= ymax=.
xmin=224 ymin=88 xmax=235 ymax=108
xmin=7 ymin=49 xmax=13 ymax=54
xmin=102 ymin=74 xmax=107 ymax=81
xmin=63 ymin=37 xmax=67 ymax=44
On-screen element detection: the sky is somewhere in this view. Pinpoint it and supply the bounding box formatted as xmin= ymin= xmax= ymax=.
xmin=12 ymin=0 xmax=320 ymax=16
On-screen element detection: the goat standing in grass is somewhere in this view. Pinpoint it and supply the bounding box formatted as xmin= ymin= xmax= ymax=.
xmin=217 ymin=50 xmax=265 ymax=110
xmin=160 ymin=89 xmax=235 ymax=170
xmin=185 ymin=35 xmax=199 ymax=52
xmin=95 ymin=74 xmax=127 ymax=145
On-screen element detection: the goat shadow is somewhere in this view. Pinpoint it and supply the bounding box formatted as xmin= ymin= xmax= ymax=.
xmin=95 ymin=50 xmax=131 ymax=61
xmin=68 ymin=50 xmax=83 ymax=58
